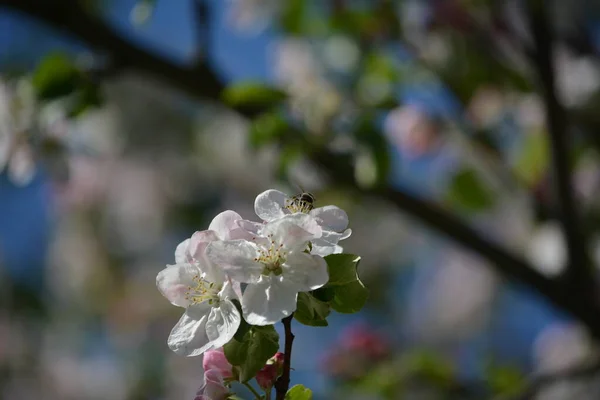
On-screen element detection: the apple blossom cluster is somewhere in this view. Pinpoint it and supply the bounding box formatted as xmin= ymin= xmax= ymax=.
xmin=157 ymin=189 xmax=351 ymax=356
xmin=157 ymin=189 xmax=365 ymax=399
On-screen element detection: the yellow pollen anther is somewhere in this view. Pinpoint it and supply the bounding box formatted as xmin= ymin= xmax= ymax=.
xmin=184 ymin=275 xmax=222 ymax=306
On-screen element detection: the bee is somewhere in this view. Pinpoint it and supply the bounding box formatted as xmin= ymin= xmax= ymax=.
xmin=286 ymin=188 xmax=316 ymax=213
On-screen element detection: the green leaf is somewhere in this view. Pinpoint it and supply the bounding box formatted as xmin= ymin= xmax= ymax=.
xmin=323 ymin=254 xmax=369 ymax=314
xmin=330 ymin=280 xmax=369 ymax=314
xmin=222 ymin=81 xmax=286 ymax=109
xmin=324 ymin=254 xmax=362 ymax=286
xmin=446 ymin=167 xmax=494 ymax=212
xmin=285 ymin=384 xmax=313 ymax=400
xmin=223 ymin=325 xmax=280 ymax=382
xmin=513 ymin=132 xmax=549 ymax=186
xmin=32 ymin=53 xmax=82 ymax=100
xmin=294 ymin=292 xmax=330 ymax=327
xmin=249 ymin=112 xmax=288 ymax=149
xmin=67 ymin=84 xmax=103 ymax=117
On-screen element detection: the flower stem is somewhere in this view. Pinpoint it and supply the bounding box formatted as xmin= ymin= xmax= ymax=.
xmin=243 ymin=381 xmax=262 ymax=399
xmin=275 ymin=314 xmax=295 ymax=400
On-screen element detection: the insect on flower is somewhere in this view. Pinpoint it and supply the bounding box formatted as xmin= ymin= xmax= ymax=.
xmin=285 ymin=187 xmax=316 ymax=214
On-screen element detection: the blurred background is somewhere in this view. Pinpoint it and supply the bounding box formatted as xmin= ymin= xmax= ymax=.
xmin=2 ymin=0 xmax=600 ymax=399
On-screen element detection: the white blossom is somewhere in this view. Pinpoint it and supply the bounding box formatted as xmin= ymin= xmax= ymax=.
xmin=206 ymin=213 xmax=329 ymax=326
xmin=0 ymin=78 xmax=36 ymax=185
xmin=251 ymin=189 xmax=351 ymax=257
xmin=156 ymin=211 xmax=248 ymax=356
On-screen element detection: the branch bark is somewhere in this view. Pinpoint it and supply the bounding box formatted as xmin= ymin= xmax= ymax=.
xmin=274 ymin=315 xmax=294 ymax=400
xmin=526 ymin=0 xmax=596 ymax=297
xmin=4 ymin=0 xmax=600 ymax=340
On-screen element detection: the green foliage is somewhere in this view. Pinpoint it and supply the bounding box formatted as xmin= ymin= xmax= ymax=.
xmin=67 ymin=83 xmax=103 ymax=117
xmin=285 ymin=384 xmax=313 ymax=400
xmin=486 ymin=364 xmax=526 ymax=397
xmin=294 ymin=292 xmax=330 ymax=326
xmin=405 ymin=351 xmax=455 ymax=387
xmin=315 ymin=254 xmax=369 ymax=314
xmin=353 ymin=116 xmax=391 ymax=188
xmin=446 ymin=167 xmax=495 ymax=212
xmin=513 ymin=132 xmax=549 ymax=186
xmin=32 ymin=53 xmax=82 ymax=101
xmin=249 ymin=112 xmax=288 ymax=149
xmin=222 ymin=81 xmax=286 ymax=109
xmin=281 ymin=0 xmax=306 ymax=34
xmin=224 ymin=325 xmax=280 ymax=382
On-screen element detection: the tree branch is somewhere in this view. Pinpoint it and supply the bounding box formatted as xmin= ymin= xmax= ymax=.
xmin=274 ymin=315 xmax=295 ymax=400
xmin=526 ymin=0 xmax=595 ymax=296
xmin=4 ymin=0 xmax=600 ymax=340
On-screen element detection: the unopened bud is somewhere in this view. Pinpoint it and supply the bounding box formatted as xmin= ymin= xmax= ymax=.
xmin=255 ymin=352 xmax=285 ymax=389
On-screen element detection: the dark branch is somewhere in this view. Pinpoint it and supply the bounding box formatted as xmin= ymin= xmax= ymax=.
xmin=526 ymin=0 xmax=596 ymax=296
xmin=274 ymin=315 xmax=294 ymax=400
xmin=4 ymin=0 xmax=600 ymax=341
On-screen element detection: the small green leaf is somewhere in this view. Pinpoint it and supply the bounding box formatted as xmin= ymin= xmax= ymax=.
xmin=322 ymin=254 xmax=369 ymax=314
xmin=446 ymin=167 xmax=494 ymax=212
xmin=405 ymin=350 xmax=454 ymax=387
xmin=222 ymin=81 xmax=286 ymax=109
xmin=224 ymin=325 xmax=280 ymax=382
xmin=32 ymin=53 xmax=82 ymax=100
xmin=294 ymin=292 xmax=330 ymax=327
xmin=324 ymin=254 xmax=362 ymax=286
xmin=330 ymin=280 xmax=369 ymax=314
xmin=250 ymin=112 xmax=288 ymax=149
xmin=513 ymin=132 xmax=549 ymax=186
xmin=285 ymin=384 xmax=313 ymax=400
xmin=281 ymin=0 xmax=306 ymax=34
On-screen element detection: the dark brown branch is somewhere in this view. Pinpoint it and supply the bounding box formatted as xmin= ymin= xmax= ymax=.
xmin=526 ymin=0 xmax=595 ymax=296
xmin=274 ymin=315 xmax=294 ymax=400
xmin=4 ymin=0 xmax=600 ymax=341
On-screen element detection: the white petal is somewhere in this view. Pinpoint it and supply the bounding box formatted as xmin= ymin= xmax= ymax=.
xmin=8 ymin=145 xmax=35 ymax=186
xmin=236 ymin=219 xmax=264 ymax=236
xmin=310 ymin=206 xmax=349 ymax=232
xmin=262 ymin=214 xmax=322 ymax=251
xmin=242 ymin=277 xmax=298 ymax=325
xmin=254 ymin=189 xmax=289 ymax=221
xmin=206 ymin=240 xmax=264 ymax=283
xmin=156 ymin=263 xmax=200 ymax=307
xmin=175 ymin=238 xmax=192 ymax=264
xmin=168 ymin=305 xmax=213 ymax=356
xmin=310 ymin=242 xmax=343 ymax=257
xmin=205 ymin=300 xmax=241 ymax=348
xmin=218 ymin=280 xmax=241 ymax=302
xmin=208 ymin=210 xmax=243 ymax=240
xmin=283 ymin=252 xmax=329 ymax=291
xmin=189 ymin=230 xmax=220 ymax=259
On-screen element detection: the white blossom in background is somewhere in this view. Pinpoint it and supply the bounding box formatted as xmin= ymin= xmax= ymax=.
xmin=0 ymin=78 xmax=37 ymax=185
xmin=251 ymin=189 xmax=351 ymax=256
xmin=526 ymin=222 xmax=567 ymax=277
xmin=207 ymin=213 xmax=328 ymax=325
xmin=157 ymin=211 xmax=247 ymax=356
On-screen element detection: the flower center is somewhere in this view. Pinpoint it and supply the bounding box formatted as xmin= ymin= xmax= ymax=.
xmin=285 ymin=198 xmax=313 ymax=214
xmin=185 ymin=275 xmax=222 ymax=306
xmin=254 ymin=234 xmax=287 ymax=276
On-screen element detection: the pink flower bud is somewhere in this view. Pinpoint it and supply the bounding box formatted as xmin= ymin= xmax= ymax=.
xmin=203 ymin=348 xmax=233 ymax=379
xmin=255 ymin=352 xmax=285 ymax=390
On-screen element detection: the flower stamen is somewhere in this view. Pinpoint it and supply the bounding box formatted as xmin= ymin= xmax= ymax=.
xmin=185 ymin=275 xmax=222 ymax=306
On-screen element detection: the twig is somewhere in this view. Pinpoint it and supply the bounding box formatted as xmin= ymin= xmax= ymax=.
xmin=5 ymin=0 xmax=600 ymax=341
xmin=526 ymin=0 xmax=595 ymax=296
xmin=275 ymin=315 xmax=295 ymax=400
